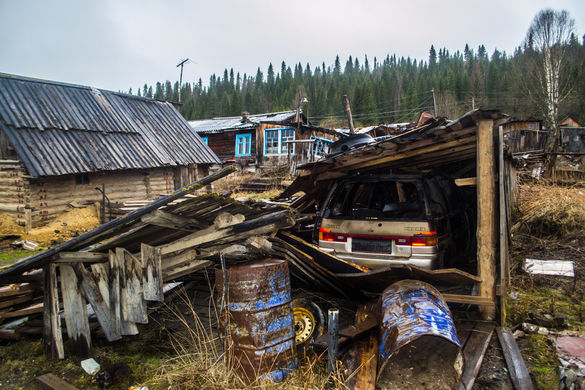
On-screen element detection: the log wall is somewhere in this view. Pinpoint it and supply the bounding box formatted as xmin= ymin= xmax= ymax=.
xmin=0 ymin=164 xmax=210 ymax=229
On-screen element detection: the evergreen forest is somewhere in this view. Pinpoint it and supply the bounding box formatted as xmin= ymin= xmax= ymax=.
xmin=131 ymin=37 xmax=585 ymax=128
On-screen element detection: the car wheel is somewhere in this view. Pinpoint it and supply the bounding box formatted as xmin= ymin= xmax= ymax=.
xmin=292 ymin=298 xmax=324 ymax=345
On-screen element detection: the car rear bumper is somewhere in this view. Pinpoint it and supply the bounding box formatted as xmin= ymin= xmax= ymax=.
xmin=319 ymin=245 xmax=438 ymax=270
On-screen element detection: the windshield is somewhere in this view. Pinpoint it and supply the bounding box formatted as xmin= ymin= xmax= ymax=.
xmin=324 ymin=180 xmax=425 ymax=220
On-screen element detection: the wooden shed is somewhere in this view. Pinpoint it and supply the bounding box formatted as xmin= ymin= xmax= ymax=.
xmin=189 ymin=111 xmax=341 ymax=169
xmin=0 ymin=73 xmax=221 ymax=230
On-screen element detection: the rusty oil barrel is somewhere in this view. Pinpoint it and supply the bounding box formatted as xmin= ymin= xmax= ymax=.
xmin=216 ymin=258 xmax=296 ymax=384
xmin=377 ymin=280 xmax=463 ymax=389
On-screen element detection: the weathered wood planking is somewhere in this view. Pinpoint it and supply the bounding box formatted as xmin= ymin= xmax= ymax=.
xmin=36 ymin=373 xmax=79 ymax=390
xmin=458 ymin=322 xmax=495 ymax=390
xmin=345 ymin=305 xmax=378 ymax=390
xmin=59 ymin=264 xmax=92 ymax=357
xmin=74 ymin=263 xmax=121 ymax=341
xmin=43 ymin=263 xmax=64 ymax=359
xmin=141 ymin=243 xmax=163 ymax=301
xmin=141 ymin=209 xmax=206 ymax=231
xmin=497 ymin=327 xmax=534 ymax=390
xmin=109 ymin=250 xmax=138 ymax=335
xmin=117 ymin=248 xmax=148 ymax=325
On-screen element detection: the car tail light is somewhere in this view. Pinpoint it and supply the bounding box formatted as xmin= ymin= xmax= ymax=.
xmin=411 ymin=232 xmax=437 ymax=246
xmin=319 ymin=228 xmax=347 ymax=242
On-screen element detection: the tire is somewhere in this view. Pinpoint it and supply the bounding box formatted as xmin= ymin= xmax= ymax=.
xmin=292 ymin=298 xmax=325 ymax=345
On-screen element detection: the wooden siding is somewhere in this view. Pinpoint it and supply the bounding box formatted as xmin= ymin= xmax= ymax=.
xmin=0 ymin=165 xmax=210 ymax=229
xmin=207 ymin=130 xmax=256 ymax=163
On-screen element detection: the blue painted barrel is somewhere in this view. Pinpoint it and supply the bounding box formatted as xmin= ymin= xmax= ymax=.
xmin=216 ymin=258 xmax=296 ymax=384
xmin=377 ymin=280 xmax=464 ymax=388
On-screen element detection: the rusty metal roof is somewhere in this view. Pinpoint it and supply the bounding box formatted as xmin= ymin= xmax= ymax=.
xmin=0 ymin=73 xmax=221 ymax=177
xmin=188 ymin=111 xmax=299 ymax=134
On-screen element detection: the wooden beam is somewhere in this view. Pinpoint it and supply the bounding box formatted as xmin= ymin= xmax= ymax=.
xmin=54 ymin=252 xmax=108 ymax=263
xmin=160 ymin=210 xmax=294 ymax=256
xmin=141 ymin=243 xmax=163 ymax=302
xmin=459 ymin=322 xmax=494 ymax=390
xmin=476 ymin=119 xmax=497 ymax=320
xmin=455 ymin=177 xmax=477 ymax=187
xmin=43 ymin=263 xmax=64 ymax=359
xmin=140 ymin=209 xmax=205 ymax=231
xmin=0 ymin=283 xmax=35 ymax=298
xmin=36 ymin=373 xmax=79 ymax=390
xmin=163 ymin=260 xmax=213 ymax=281
xmin=442 ymin=294 xmax=495 ymax=306
xmin=59 ymin=265 xmax=92 ymax=358
xmin=497 ymin=327 xmax=534 ymax=390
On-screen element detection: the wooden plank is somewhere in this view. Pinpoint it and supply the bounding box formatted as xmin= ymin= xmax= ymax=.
xmin=43 ymin=263 xmax=64 ymax=359
xmin=0 ymin=302 xmax=43 ymax=318
xmin=54 ymin=252 xmax=108 ymax=263
xmin=160 ymin=210 xmax=293 ymax=255
xmin=459 ymin=322 xmax=494 ymax=390
xmin=161 ymin=249 xmax=197 ymax=271
xmin=443 ymin=294 xmax=495 ymax=306
xmin=36 ymin=373 xmax=79 ymax=390
xmin=73 ymin=263 xmax=121 ymax=341
xmin=477 ymin=119 xmax=497 ymax=320
xmin=497 ymin=327 xmax=534 ymax=390
xmin=117 ymin=248 xmax=147 ymax=324
xmin=0 ymin=283 xmax=35 ymax=298
xmin=0 ymin=293 xmax=32 ymax=309
xmin=345 ymin=305 xmax=378 ymax=390
xmin=163 ymin=260 xmax=213 ymax=281
xmin=141 ymin=243 xmax=163 ymax=302
xmin=59 ymin=265 xmax=92 ymax=358
xmin=140 ymin=209 xmax=205 ymax=231
xmin=455 ymin=177 xmax=477 ymax=186
xmin=109 ymin=250 xmax=138 ymax=335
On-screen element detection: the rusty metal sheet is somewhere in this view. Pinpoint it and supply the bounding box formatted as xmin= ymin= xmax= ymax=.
xmin=377 ymin=280 xmax=464 ymax=389
xmin=216 ymin=258 xmax=296 ymax=384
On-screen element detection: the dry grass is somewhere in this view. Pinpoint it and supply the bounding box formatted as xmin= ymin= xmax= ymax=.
xmin=150 ymin=289 xmax=346 ymax=390
xmin=511 ymin=183 xmax=585 ymax=238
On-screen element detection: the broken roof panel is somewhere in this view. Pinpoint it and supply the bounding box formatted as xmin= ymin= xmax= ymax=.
xmin=0 ymin=73 xmax=221 ymax=177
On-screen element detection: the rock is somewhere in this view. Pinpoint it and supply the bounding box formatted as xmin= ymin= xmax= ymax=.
xmin=81 ymin=358 xmax=101 ymax=375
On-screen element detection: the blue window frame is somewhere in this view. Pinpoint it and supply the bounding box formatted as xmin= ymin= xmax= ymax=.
xmin=201 ymin=137 xmax=208 ymax=145
xmin=310 ymin=136 xmax=333 ymax=157
xmin=235 ymin=133 xmax=252 ymax=157
xmin=264 ymin=127 xmax=295 ymax=156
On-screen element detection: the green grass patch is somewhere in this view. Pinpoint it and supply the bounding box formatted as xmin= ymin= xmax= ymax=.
xmin=522 ymin=334 xmax=559 ymax=390
xmin=0 ymin=248 xmax=39 ymax=267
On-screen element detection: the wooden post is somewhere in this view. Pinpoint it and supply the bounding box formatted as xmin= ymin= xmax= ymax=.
xmin=477 ymin=119 xmax=497 ymax=320
xmin=141 ymin=243 xmax=163 ymax=302
xmin=498 ymin=125 xmax=508 ymax=325
xmin=25 ymin=208 xmax=31 ymax=234
xmin=343 ymin=95 xmax=355 ymax=133
xmin=328 ymin=308 xmax=339 ymax=372
xmin=43 ymin=263 xmax=64 ymax=359
xmin=60 ymin=264 xmax=92 ymax=357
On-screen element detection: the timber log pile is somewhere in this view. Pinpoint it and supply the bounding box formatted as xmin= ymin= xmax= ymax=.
xmin=0 ymin=167 xmax=296 ymax=358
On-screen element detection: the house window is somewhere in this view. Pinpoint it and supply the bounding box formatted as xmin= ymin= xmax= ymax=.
xmin=264 ymin=127 xmax=295 ymax=156
xmin=310 ymin=136 xmax=333 ymax=157
xmin=235 ymin=133 xmax=252 ymax=157
xmin=75 ymin=173 xmax=89 ymax=185
xmin=201 ymin=137 xmax=208 ymax=145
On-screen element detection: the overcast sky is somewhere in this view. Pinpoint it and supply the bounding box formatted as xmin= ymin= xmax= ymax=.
xmin=1 ymin=0 xmax=584 ymax=93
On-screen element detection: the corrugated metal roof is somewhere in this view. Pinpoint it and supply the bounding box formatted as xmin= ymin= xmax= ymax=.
xmin=0 ymin=73 xmax=221 ymax=177
xmin=188 ymin=111 xmax=298 ymax=134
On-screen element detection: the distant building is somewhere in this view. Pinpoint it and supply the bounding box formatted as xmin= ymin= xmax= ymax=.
xmin=189 ymin=111 xmax=340 ymax=168
xmin=0 ymin=73 xmax=220 ymax=229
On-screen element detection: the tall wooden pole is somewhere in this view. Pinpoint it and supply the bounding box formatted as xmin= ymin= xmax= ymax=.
xmin=476 ymin=119 xmax=496 ymax=320
xmin=343 ymin=95 xmax=355 ymax=133
xmin=177 ymin=58 xmax=189 ymax=103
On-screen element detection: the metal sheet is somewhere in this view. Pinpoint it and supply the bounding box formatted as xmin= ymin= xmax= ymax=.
xmin=0 ymin=73 xmax=220 ymax=177
xmin=377 ymin=280 xmax=463 ymax=388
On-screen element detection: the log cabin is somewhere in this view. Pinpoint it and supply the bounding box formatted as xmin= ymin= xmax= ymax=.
xmin=0 ymin=73 xmax=221 ymax=230
xmin=188 ymin=111 xmax=341 ymax=169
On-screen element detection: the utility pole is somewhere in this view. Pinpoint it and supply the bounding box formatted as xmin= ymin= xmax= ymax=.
xmin=343 ymin=95 xmax=355 ymax=133
xmin=431 ymin=88 xmax=437 ymax=117
xmin=176 ymin=58 xmax=190 ymax=103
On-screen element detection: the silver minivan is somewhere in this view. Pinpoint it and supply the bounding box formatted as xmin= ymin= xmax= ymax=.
xmin=315 ymin=173 xmax=472 ymax=270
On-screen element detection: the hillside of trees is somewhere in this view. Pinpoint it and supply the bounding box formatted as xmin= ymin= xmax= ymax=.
xmin=132 ymin=37 xmax=585 ymax=128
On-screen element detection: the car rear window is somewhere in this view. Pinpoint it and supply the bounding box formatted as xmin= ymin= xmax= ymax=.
xmin=325 ymin=180 xmax=425 ymax=220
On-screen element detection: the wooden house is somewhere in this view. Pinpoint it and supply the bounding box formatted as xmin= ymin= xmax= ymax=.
xmin=189 ymin=111 xmax=340 ymax=168
xmin=0 ymin=73 xmax=221 ymax=230
xmin=502 ymin=118 xmax=544 ymax=153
